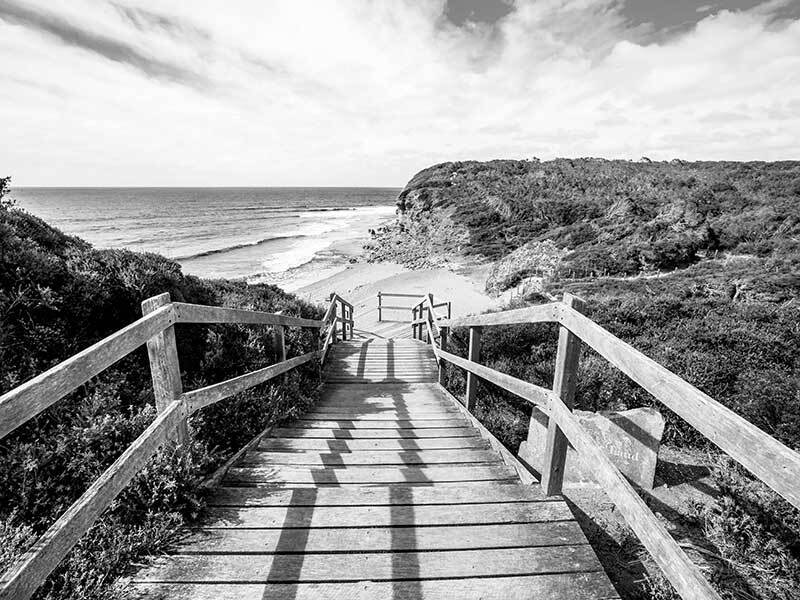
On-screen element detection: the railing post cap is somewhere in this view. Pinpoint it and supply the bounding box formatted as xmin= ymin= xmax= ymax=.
xmin=142 ymin=292 xmax=172 ymax=314
xmin=562 ymin=292 xmax=586 ymax=310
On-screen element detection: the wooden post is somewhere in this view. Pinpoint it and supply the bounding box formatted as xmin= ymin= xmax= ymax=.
xmin=465 ymin=326 xmax=482 ymax=411
xmin=412 ymin=306 xmax=418 ymax=339
xmin=330 ymin=293 xmax=338 ymax=344
xmin=340 ymin=300 xmax=347 ymax=341
xmin=276 ymin=325 xmax=286 ymax=362
xmin=447 ymin=302 xmax=452 ymax=319
xmin=438 ymin=326 xmax=448 ymax=386
xmin=541 ymin=292 xmax=586 ymax=496
xmin=349 ymin=306 xmax=354 ymax=338
xmin=377 ymin=292 xmax=382 ymax=322
xmin=141 ymin=293 xmax=186 ymax=443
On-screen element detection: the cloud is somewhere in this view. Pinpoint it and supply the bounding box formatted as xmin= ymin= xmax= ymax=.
xmin=0 ymin=0 xmax=208 ymax=88
xmin=0 ymin=0 xmax=798 ymax=186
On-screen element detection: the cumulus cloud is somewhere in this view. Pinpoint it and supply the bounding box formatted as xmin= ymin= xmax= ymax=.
xmin=0 ymin=0 xmax=798 ymax=185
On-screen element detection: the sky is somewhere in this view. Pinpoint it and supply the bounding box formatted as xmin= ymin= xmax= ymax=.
xmin=1 ymin=0 xmax=799 ymax=187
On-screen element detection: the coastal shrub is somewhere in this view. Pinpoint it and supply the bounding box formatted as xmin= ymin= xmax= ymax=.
xmin=368 ymin=159 xmax=800 ymax=279
xmin=439 ymin=261 xmax=800 ymax=600
xmin=0 ymin=181 xmax=324 ymax=598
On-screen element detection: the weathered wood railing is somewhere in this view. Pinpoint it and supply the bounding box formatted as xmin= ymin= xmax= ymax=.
xmin=376 ymin=291 xmax=431 ymax=322
xmin=320 ymin=293 xmax=353 ymax=360
xmin=0 ymin=291 xmax=348 ymax=600
xmin=412 ymin=292 xmax=800 ymax=600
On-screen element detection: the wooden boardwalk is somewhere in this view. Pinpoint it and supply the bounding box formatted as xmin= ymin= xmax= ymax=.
xmin=131 ymin=340 xmax=618 ymax=599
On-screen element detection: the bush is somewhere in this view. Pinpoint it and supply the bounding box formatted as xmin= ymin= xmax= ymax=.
xmin=0 ymin=182 xmax=324 ymax=599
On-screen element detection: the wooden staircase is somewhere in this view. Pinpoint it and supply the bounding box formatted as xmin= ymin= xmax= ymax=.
xmin=7 ymin=291 xmax=796 ymax=600
xmin=323 ymin=339 xmax=438 ymax=383
xmin=130 ymin=371 xmax=618 ymax=599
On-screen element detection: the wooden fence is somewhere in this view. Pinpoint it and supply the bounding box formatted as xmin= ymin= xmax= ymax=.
xmin=412 ymin=292 xmax=800 ymax=600
xmin=377 ymin=291 xmax=450 ymax=323
xmin=0 ymin=292 xmax=350 ymax=600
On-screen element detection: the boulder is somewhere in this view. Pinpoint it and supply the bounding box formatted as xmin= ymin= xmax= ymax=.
xmin=485 ymin=240 xmax=567 ymax=295
xmin=518 ymin=407 xmax=665 ymax=490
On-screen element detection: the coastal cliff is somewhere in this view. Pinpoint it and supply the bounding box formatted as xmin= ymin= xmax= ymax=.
xmin=365 ymin=160 xmax=800 ymax=598
xmin=366 ymin=158 xmax=800 ymax=296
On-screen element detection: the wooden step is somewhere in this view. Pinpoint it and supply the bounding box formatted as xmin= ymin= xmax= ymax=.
xmin=323 ymin=377 xmax=438 ymax=384
xmin=271 ymin=427 xmax=480 ymax=439
xmin=134 ymin=545 xmax=604 ymax=583
xmin=206 ymin=483 xmax=548 ymax=506
xmin=167 ymin=521 xmax=585 ymax=554
xmin=286 ymin=419 xmax=469 ymax=429
xmin=223 ymin=464 xmax=518 ymax=486
xmin=302 ymin=410 xmax=460 ymax=419
xmin=240 ymin=449 xmax=502 ymax=466
xmin=132 ymin=572 xmax=619 ymax=600
xmin=200 ymin=500 xmax=573 ymax=528
xmin=258 ymin=437 xmax=491 ymax=452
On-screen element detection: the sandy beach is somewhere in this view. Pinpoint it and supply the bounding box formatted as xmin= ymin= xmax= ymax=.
xmin=295 ymin=261 xmax=497 ymax=326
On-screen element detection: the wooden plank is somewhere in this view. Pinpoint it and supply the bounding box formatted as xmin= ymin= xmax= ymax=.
xmin=142 ymin=294 xmax=186 ymax=442
xmin=202 ymin=424 xmax=274 ymax=490
xmin=329 ymin=293 xmax=353 ymax=310
xmin=300 ymin=411 xmax=460 ymax=420
xmin=287 ymin=419 xmax=468 ymax=429
xmin=465 ymin=326 xmax=482 ymax=411
xmin=440 ymin=302 xmax=559 ymax=328
xmin=173 ymin=522 xmax=586 ymax=554
xmin=541 ymin=293 xmax=585 ymax=496
xmin=325 ymin=366 xmax=436 ymax=372
xmin=224 ymin=464 xmax=517 ymax=485
xmin=0 ymin=303 xmax=174 ymax=441
xmin=318 ymin=321 xmax=336 ymax=363
xmin=439 ymin=326 xmax=448 ymax=385
xmin=438 ymin=386 xmax=538 ymax=486
xmin=376 ymin=292 xmax=422 ymax=298
xmin=275 ymin=326 xmax=286 ymax=363
xmin=240 ymin=449 xmax=502 ymax=466
xmin=323 ymin=378 xmax=438 ymax=384
xmin=558 ymin=303 xmax=800 ymax=512
xmin=339 ymin=300 xmax=347 ymax=341
xmin=547 ymin=392 xmax=720 ymax=600
xmin=0 ymin=400 xmax=185 ymax=600
xmin=207 ymin=483 xmax=548 ymax=506
xmin=439 ymin=349 xmax=551 ymax=410
xmin=258 ymin=437 xmax=491 ymax=452
xmin=377 ymin=304 xmax=419 ymax=310
xmin=133 ymin=545 xmax=604 ymax=583
xmin=184 ymin=353 xmax=316 ymax=413
xmin=310 ymin=404 xmax=455 ymax=413
xmin=271 ymin=427 xmax=480 ymax=439
xmin=130 ymin=572 xmax=619 ymax=600
xmin=173 ymin=303 xmax=321 ymax=329
xmin=200 ymin=500 xmax=572 ymax=528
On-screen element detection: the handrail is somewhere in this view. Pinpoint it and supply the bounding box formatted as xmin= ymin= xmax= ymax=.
xmin=173 ymin=302 xmax=320 ymax=328
xmin=319 ymin=293 xmax=354 ymax=363
xmin=0 ymin=294 xmax=327 ymax=600
xmin=411 ymin=290 xmax=800 ymax=600
xmin=0 ymin=304 xmax=176 ymax=440
xmin=378 ymin=292 xmax=420 ymax=297
xmin=376 ymin=291 xmax=428 ymax=322
xmin=556 ymin=303 xmax=800 ymax=510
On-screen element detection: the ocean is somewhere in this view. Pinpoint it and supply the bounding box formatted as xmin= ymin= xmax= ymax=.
xmin=12 ymin=187 xmax=399 ymax=290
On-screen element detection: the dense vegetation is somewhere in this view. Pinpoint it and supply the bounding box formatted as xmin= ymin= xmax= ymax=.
xmin=0 ymin=177 xmax=323 ymax=599
xmin=369 ymin=158 xmax=800 ymax=280
xmin=382 ymin=159 xmax=800 ymax=599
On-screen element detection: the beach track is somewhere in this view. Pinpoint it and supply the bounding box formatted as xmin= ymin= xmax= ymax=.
xmin=130 ymin=340 xmax=618 ymax=599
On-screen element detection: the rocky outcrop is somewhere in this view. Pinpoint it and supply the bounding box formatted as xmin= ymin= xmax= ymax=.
xmin=485 ymin=240 xmax=567 ymax=295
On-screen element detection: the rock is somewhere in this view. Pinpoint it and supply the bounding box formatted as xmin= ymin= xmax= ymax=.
xmin=518 ymin=407 xmax=665 ymax=490
xmin=485 ymin=240 xmax=567 ymax=295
